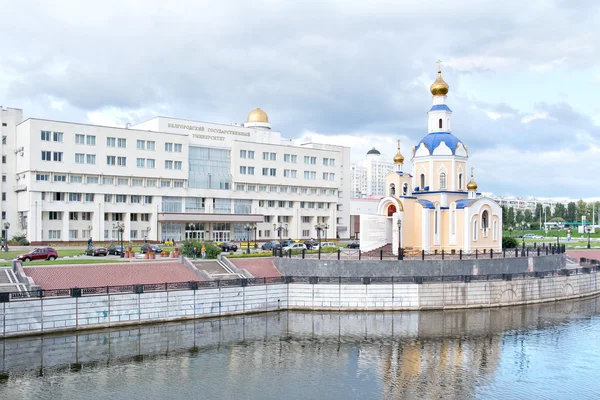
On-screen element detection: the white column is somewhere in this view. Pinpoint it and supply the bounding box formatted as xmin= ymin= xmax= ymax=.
xmin=61 ymin=210 xmax=69 ymax=242
xmin=421 ymin=208 xmax=430 ymax=252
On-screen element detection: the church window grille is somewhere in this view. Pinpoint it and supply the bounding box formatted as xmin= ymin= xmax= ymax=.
xmin=439 ymin=172 xmax=446 ymax=190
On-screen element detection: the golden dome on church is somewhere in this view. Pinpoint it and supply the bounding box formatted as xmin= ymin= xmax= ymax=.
xmin=393 ymin=139 xmax=404 ymax=164
xmin=247 ymin=108 xmax=269 ymax=123
xmin=467 ymin=169 xmax=478 ymax=191
xmin=430 ymin=60 xmax=449 ymax=96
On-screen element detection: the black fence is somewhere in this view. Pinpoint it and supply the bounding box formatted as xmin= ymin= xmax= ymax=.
xmin=2 ymin=264 xmax=595 ymax=302
xmin=271 ymin=244 xmax=567 ymax=261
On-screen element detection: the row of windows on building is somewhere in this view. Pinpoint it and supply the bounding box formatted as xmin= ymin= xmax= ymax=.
xmin=46 ymin=211 xmax=151 ymax=221
xmin=254 ymin=151 xmax=336 ymax=166
xmin=35 ymin=173 xmax=184 ymax=188
xmin=234 ymin=184 xmax=337 ymax=196
xmin=47 ymin=228 xmax=150 ymax=240
xmin=418 ymin=172 xmax=465 ymax=191
xmin=239 ymin=166 xmax=335 ymax=180
xmin=43 ymin=152 xmax=183 ymax=169
xmin=41 ymin=131 xmax=183 ymax=152
xmin=41 ymin=192 xmax=154 ymax=204
xmin=258 ymin=200 xmax=332 ymax=209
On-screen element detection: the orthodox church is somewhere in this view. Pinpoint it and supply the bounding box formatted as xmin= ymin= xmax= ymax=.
xmin=360 ymin=62 xmax=502 ymax=254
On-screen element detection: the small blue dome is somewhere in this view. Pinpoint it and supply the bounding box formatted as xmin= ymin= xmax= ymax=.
xmin=415 ymin=131 xmax=463 ymax=155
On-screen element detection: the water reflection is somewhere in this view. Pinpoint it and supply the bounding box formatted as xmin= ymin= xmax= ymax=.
xmin=0 ymin=296 xmax=599 ymax=399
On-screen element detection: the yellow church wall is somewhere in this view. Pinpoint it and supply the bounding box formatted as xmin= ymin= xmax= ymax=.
xmin=470 ymin=204 xmax=501 ymax=250
xmin=455 ymin=209 xmax=465 ymax=247
xmin=400 ymin=200 xmax=422 ymax=249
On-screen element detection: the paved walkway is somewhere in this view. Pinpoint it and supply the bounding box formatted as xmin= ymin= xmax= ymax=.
xmin=228 ymin=258 xmax=281 ymax=277
xmin=24 ymin=262 xmax=201 ymax=290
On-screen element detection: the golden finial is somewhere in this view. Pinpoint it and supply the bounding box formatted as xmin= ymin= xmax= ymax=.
xmin=430 ymin=59 xmax=449 ymax=96
xmin=467 ymin=167 xmax=478 ymax=191
xmin=393 ymin=139 xmax=404 ymax=164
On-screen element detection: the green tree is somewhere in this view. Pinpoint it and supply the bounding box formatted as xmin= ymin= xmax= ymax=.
xmin=576 ymin=199 xmax=587 ymax=222
xmin=524 ymin=209 xmax=533 ymax=223
xmin=516 ymin=210 xmax=524 ymax=224
xmin=534 ymin=203 xmax=543 ymax=221
xmin=554 ymin=203 xmax=566 ymax=219
xmin=566 ymin=202 xmax=577 ymax=222
xmin=545 ymin=206 xmax=551 ymax=220
xmin=506 ymin=207 xmax=515 ymax=227
xmin=501 ymin=205 xmax=508 ymax=226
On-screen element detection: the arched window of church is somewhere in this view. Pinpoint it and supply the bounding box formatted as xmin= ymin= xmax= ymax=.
xmin=482 ymin=211 xmax=489 ymax=230
xmin=434 ymin=210 xmax=438 ymax=235
xmin=450 ymin=203 xmax=456 ymax=235
xmin=473 ymin=220 xmax=478 ymax=240
xmin=458 ymin=173 xmax=463 ymax=190
xmin=420 ymin=174 xmax=425 ymax=189
xmin=438 ymin=118 xmax=442 ymax=129
xmin=402 ymin=183 xmax=408 ymax=196
xmin=389 ymin=183 xmax=395 ymax=196
xmin=493 ymin=220 xmax=498 ymax=240
xmin=439 ymin=172 xmax=446 ymax=190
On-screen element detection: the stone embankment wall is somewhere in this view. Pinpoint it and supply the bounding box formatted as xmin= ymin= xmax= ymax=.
xmin=0 ymin=268 xmax=596 ymax=338
xmin=274 ymin=255 xmax=566 ymax=277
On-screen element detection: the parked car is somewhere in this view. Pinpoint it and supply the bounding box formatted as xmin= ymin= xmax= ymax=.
xmin=141 ymin=244 xmax=163 ymax=254
xmin=220 ymin=242 xmax=238 ymax=252
xmin=533 ymin=235 xmax=544 ymax=239
xmin=107 ymin=244 xmax=125 ymax=255
xmin=283 ymin=243 xmax=307 ymax=252
xmin=85 ymin=246 xmax=107 ymax=256
xmin=347 ymin=241 xmax=360 ymax=249
xmin=304 ymin=239 xmax=319 ymax=250
xmin=17 ymin=247 xmax=58 ymax=262
xmin=320 ymin=242 xmax=338 ymax=248
xmin=261 ymin=241 xmax=280 ymax=250
xmin=280 ymin=239 xmax=296 ymax=248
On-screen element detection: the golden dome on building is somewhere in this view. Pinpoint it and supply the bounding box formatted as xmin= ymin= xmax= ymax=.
xmin=247 ymin=108 xmax=269 ymax=123
xmin=430 ymin=59 xmax=449 ymax=96
xmin=467 ymin=168 xmax=478 ymax=191
xmin=393 ymin=139 xmax=404 ymax=164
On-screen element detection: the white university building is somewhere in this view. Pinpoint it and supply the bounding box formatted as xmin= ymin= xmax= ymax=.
xmin=350 ymin=148 xmax=395 ymax=198
xmin=0 ymin=106 xmax=351 ymax=244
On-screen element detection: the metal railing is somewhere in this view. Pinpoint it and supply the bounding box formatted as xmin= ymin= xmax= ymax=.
xmin=272 ymin=244 xmax=567 ymax=261
xmin=1 ymin=264 xmax=595 ymax=302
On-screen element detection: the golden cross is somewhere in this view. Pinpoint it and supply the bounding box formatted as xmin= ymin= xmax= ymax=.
xmin=437 ymin=59 xmax=442 ymax=72
xmin=471 ymin=167 xmax=474 ymax=176
xmin=397 ymin=139 xmax=401 ymax=150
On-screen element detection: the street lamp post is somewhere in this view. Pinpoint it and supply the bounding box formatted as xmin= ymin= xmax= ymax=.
xmin=273 ymin=222 xmax=288 ymax=257
xmin=243 ymin=224 xmax=252 ymax=254
xmin=521 ymin=222 xmax=527 ymax=257
xmin=586 ymin=225 xmax=591 ymax=249
xmin=113 ymin=222 xmax=125 ymax=258
xmin=3 ymin=222 xmax=9 ymax=252
xmin=397 ymin=219 xmax=403 ymax=260
xmin=253 ymin=224 xmax=257 ymax=249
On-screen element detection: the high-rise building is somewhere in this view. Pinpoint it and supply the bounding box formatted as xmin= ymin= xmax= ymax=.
xmin=0 ymin=106 xmax=351 ymax=243
xmin=350 ymin=148 xmax=394 ymax=198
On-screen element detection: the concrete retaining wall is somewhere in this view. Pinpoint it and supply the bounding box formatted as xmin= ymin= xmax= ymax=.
xmin=0 ymin=268 xmax=596 ymax=338
xmin=274 ymin=254 xmax=566 ymax=277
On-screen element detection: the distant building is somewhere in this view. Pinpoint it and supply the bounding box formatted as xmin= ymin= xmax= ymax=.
xmin=350 ymin=148 xmax=395 ymax=198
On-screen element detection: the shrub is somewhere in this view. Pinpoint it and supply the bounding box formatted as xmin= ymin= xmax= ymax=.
xmin=180 ymin=240 xmax=220 ymax=259
xmin=227 ymin=252 xmax=273 ymax=259
xmin=10 ymin=234 xmax=29 ymax=246
xmin=502 ymin=237 xmax=518 ymax=249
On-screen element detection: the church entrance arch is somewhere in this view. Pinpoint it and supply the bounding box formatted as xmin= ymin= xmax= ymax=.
xmin=387 ymin=204 xmax=396 ymax=216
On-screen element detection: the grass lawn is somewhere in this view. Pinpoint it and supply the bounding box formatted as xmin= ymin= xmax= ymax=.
xmin=0 ymin=258 xmax=129 ymax=267
xmin=0 ymin=249 xmax=86 ymax=260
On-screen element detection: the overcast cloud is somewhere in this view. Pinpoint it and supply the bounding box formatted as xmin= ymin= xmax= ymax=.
xmin=1 ymin=0 xmax=599 ymax=198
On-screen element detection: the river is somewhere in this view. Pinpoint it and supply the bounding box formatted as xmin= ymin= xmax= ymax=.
xmin=0 ymin=296 xmax=599 ymax=399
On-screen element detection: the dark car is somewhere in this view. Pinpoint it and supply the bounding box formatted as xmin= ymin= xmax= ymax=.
xmin=17 ymin=247 xmax=58 ymax=262
xmin=220 ymin=242 xmax=238 ymax=252
xmin=107 ymin=244 xmax=124 ymax=255
xmin=261 ymin=241 xmax=280 ymax=250
xmin=347 ymin=241 xmax=360 ymax=249
xmin=85 ymin=246 xmax=107 ymax=256
xmin=280 ymin=239 xmax=295 ymax=248
xmin=141 ymin=244 xmax=163 ymax=254
xmin=304 ymin=240 xmax=319 ymax=250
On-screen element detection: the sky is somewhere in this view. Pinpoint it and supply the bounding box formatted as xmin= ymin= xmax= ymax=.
xmin=1 ymin=0 xmax=599 ymax=199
